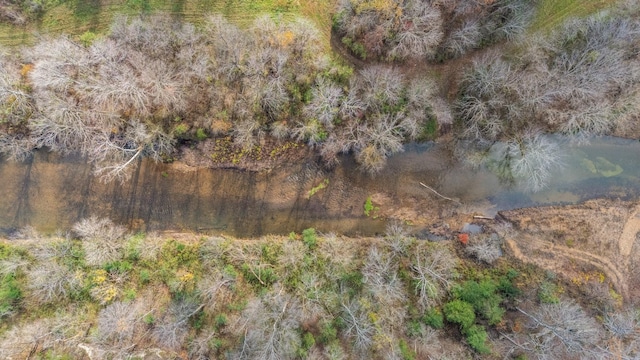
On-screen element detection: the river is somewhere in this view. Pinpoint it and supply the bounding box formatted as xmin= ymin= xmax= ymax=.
xmin=0 ymin=136 xmax=638 ymax=237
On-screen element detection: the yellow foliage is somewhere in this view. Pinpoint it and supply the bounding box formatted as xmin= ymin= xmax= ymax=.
xmin=20 ymin=63 xmax=33 ymax=77
xmin=368 ymin=311 xmax=379 ymax=324
xmin=179 ymin=271 xmax=194 ymax=283
xmin=277 ymin=30 xmax=296 ymax=48
xmin=571 ymin=270 xmax=606 ymax=286
xmin=609 ymin=288 xmax=623 ymax=306
xmin=92 ymin=269 xmax=108 ymax=285
xmin=91 ymin=283 xmax=119 ymax=305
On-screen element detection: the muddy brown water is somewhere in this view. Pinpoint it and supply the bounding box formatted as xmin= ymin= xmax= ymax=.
xmin=0 ymin=137 xmax=638 ymax=237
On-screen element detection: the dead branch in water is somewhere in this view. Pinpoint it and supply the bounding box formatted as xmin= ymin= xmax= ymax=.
xmin=419 ymin=182 xmax=462 ymax=205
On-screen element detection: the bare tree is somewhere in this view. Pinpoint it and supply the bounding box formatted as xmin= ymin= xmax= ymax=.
xmin=96 ymin=301 xmax=139 ymax=346
xmin=73 ymin=217 xmax=127 ymax=267
xmin=292 ymin=119 xmax=326 ymax=147
xmin=384 ymin=221 xmax=412 ymax=256
xmin=0 ymin=320 xmax=57 ymax=358
xmin=89 ymin=120 xmax=175 ymax=182
xmin=465 ymin=233 xmax=503 ymax=264
xmin=411 ymin=245 xmax=457 ymax=309
xmin=443 ymin=20 xmax=482 ymax=58
xmin=196 ymin=268 xmax=235 ymax=312
xmin=153 ymin=299 xmax=202 ymax=350
xmin=390 ymin=1 xmax=444 ymax=60
xmin=233 ymin=288 xmax=303 ymax=360
xmin=604 ymin=308 xmax=639 ymax=340
xmin=26 ymin=262 xmax=80 ymax=304
xmin=514 ymin=300 xmax=604 ymax=359
xmin=304 ymin=78 xmax=343 ymax=128
xmin=340 ymin=298 xmax=375 ymax=352
xmin=352 ymin=66 xmax=404 ymax=112
xmin=0 ymin=134 xmax=33 ymax=161
xmin=362 ymin=246 xmax=406 ymax=305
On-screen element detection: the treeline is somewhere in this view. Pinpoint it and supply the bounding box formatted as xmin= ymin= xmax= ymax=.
xmin=333 ymin=0 xmax=535 ymax=61
xmin=0 ymin=0 xmax=47 ymax=25
xmin=0 ymin=219 xmax=638 ymax=359
xmin=0 ymin=14 xmax=439 ymax=181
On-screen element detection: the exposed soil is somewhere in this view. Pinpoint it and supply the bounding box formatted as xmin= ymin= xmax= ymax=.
xmin=499 ymin=199 xmax=640 ymax=304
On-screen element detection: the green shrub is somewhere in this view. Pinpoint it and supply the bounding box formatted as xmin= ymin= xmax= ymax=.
xmin=302 ymin=228 xmax=318 ymax=250
xmin=406 ymin=319 xmax=424 ymax=337
xmin=174 ymin=124 xmax=189 ymax=137
xmin=192 ymin=310 xmax=205 ymax=330
xmin=139 ymin=269 xmax=151 ymax=284
xmin=104 ymin=260 xmax=132 ymax=274
xmin=157 ymin=240 xmax=201 ymax=292
xmin=455 ymin=280 xmax=505 ymax=325
xmin=159 ymin=240 xmax=200 ymax=273
xmin=240 ymin=264 xmax=277 ymax=289
xmin=41 ymin=350 xmax=74 ymax=360
xmin=341 ymin=36 xmax=367 ymax=59
xmin=210 ymin=337 xmax=224 ymax=350
xmin=125 ymin=233 xmax=144 ymax=261
xmin=222 ymin=265 xmax=237 ymax=279
xmin=464 ymin=324 xmax=491 ymax=354
xmin=423 ymin=307 xmax=444 ymax=329
xmin=195 ymin=128 xmax=208 ymax=141
xmin=538 ymin=281 xmax=561 ymax=304
xmin=319 ymin=320 xmax=338 ymax=344
xmin=260 ymin=243 xmax=281 ymax=265
xmin=79 ymin=31 xmax=97 ymax=47
xmin=0 ymin=273 xmax=21 ymax=317
xmin=214 ymin=313 xmax=228 ymax=330
xmin=364 ymin=196 xmax=379 ymax=217
xmin=444 ymin=300 xmax=475 ymax=330
xmin=339 ymin=271 xmax=364 ymax=296
xmin=399 ymin=339 xmax=416 ymax=360
xmin=419 ymin=116 xmax=438 ymax=141
xmin=296 ymin=332 xmax=316 ymax=357
xmin=124 ymin=288 xmax=136 ymax=300
xmin=498 ymin=272 xmax=521 ymax=299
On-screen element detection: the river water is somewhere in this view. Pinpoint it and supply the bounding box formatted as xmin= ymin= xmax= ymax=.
xmin=0 ymin=136 xmax=638 ymax=237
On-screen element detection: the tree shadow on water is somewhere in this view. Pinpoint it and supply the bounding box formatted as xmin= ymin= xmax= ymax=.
xmin=12 ymin=156 xmax=36 ymax=228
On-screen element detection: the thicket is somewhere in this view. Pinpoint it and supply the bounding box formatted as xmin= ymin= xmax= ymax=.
xmin=333 ymin=0 xmax=535 ymax=61
xmin=453 ymin=6 xmax=640 ymax=191
xmin=456 ymin=11 xmax=640 ymax=142
xmin=0 ymin=13 xmax=439 ymax=180
xmin=1 ymin=220 xmax=638 ymax=358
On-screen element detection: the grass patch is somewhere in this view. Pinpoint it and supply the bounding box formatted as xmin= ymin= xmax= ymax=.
xmin=306 ymin=179 xmax=329 ymax=199
xmin=0 ymin=0 xmax=338 ymax=47
xmin=530 ymin=0 xmax=617 ymax=32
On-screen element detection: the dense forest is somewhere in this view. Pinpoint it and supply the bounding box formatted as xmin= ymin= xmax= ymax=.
xmin=1 ymin=0 xmax=640 ymax=359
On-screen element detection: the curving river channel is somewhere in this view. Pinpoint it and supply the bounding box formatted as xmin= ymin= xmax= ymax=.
xmin=0 ymin=136 xmax=638 ymax=237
